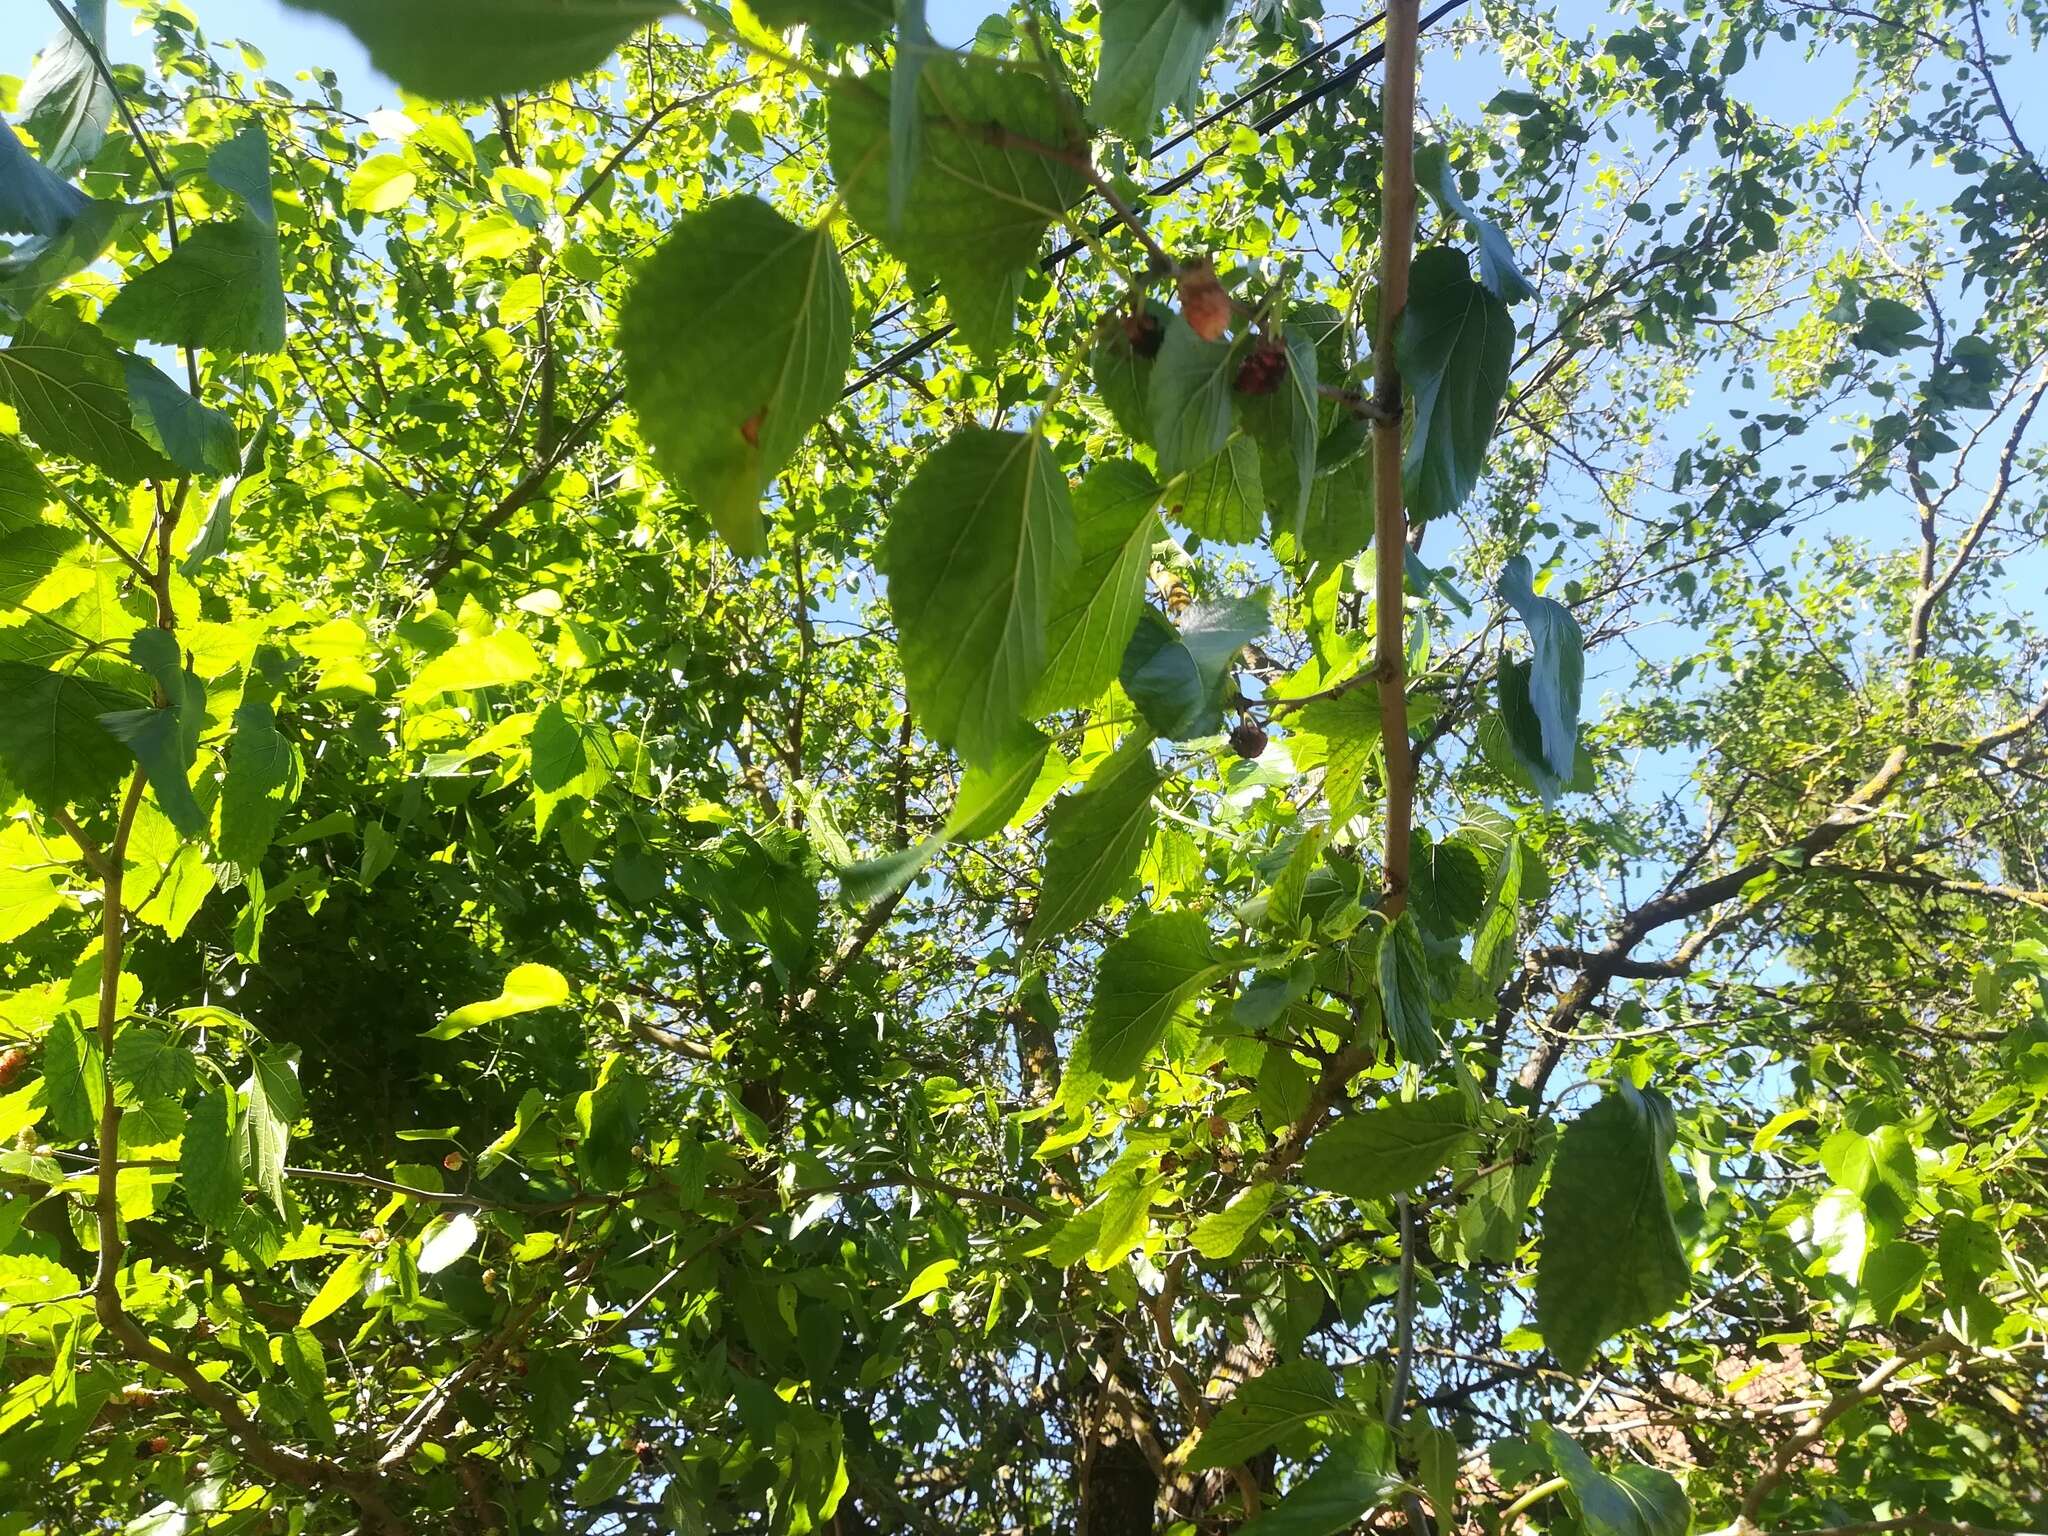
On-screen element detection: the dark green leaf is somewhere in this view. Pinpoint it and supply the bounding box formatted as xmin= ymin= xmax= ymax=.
xmin=576 ymin=1053 xmax=646 ymax=1190
xmin=1396 ymin=247 xmax=1512 ymax=524
xmin=0 ymin=661 xmax=146 ymax=812
xmin=280 ymin=0 xmax=667 ymax=96
xmin=0 ymin=308 xmax=177 ymax=482
xmin=1032 ymin=461 xmax=1161 ymax=714
xmin=1408 ymin=833 xmax=1487 ymax=938
xmin=1168 ymin=432 xmax=1264 ymax=543
xmin=1090 ymin=0 xmax=1232 ymax=142
xmin=882 ymin=427 xmax=1076 ymax=762
xmin=748 ymin=0 xmax=893 ymax=49
xmin=97 ymin=629 xmax=208 ymax=839
xmin=1090 ymin=299 xmax=1171 ymax=441
xmin=1189 ymin=1358 xmax=1347 ymax=1470
xmin=1414 ymin=143 xmax=1535 ymax=303
xmin=1028 ymin=734 xmax=1164 ymax=942
xmin=1535 ymin=1426 xmax=1690 ymax=1536
xmin=99 ymin=218 xmax=287 ymax=355
xmin=620 ymin=196 xmax=850 ymax=557
xmin=1302 ymin=1094 xmax=1477 ymax=1201
xmin=0 ymin=197 xmax=136 ymax=319
xmin=829 ymin=56 xmax=1087 ymax=362
xmin=1535 ymin=1084 xmax=1690 ymax=1372
xmin=218 ymin=691 xmax=297 ymax=871
xmin=0 ymin=123 xmax=89 ymax=240
xmin=1240 ymin=1429 xmax=1405 ymax=1536
xmin=41 ymin=1014 xmax=102 ymax=1141
xmin=1067 ymin=909 xmax=1227 ymax=1095
xmin=18 ymin=0 xmax=115 ymax=180
xmin=245 ymin=1047 xmax=303 ymax=1216
xmin=1496 ymin=555 xmax=1583 ymax=786
xmin=181 ymin=1083 xmax=243 ymax=1229
xmin=1121 ymin=594 xmax=1266 ymax=740
xmin=113 ymin=1026 xmax=200 ymax=1102
xmin=1378 ymin=911 xmax=1440 ymax=1065
xmin=1149 ymin=315 xmax=1237 ymax=477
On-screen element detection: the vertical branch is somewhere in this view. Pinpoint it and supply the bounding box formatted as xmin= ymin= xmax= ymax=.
xmin=1372 ymin=0 xmax=1421 ymax=915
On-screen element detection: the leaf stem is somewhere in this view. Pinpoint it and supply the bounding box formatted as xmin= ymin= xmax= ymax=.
xmin=1501 ymin=1475 xmax=1569 ymax=1522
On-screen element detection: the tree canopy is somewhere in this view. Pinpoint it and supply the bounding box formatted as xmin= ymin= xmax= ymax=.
xmin=1 ymin=0 xmax=2046 ymax=1533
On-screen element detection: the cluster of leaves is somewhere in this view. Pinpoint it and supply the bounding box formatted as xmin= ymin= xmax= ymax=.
xmin=2 ymin=0 xmax=2046 ymax=1533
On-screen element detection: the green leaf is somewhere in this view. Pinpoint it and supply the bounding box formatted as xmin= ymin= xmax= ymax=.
xmin=0 ymin=122 xmax=89 ymax=240
xmin=180 ymin=1083 xmax=243 ymax=1229
xmin=281 ymin=0 xmax=666 ymax=96
xmin=0 ymin=835 xmax=63 ymax=943
xmin=1820 ymin=1123 xmax=1918 ymax=1241
xmin=207 ymin=121 xmax=278 ymax=228
xmin=1241 ymin=1429 xmax=1405 ymax=1536
xmin=113 ymin=1026 xmax=200 ymax=1102
xmin=1028 ymin=735 xmax=1164 ymax=942
xmin=1408 ymin=833 xmax=1486 ymax=939
xmin=1414 ymin=143 xmax=1536 ymax=304
xmin=99 ymin=218 xmax=287 ymax=355
xmin=97 ymin=629 xmax=209 ymax=839
xmin=1188 ymin=1358 xmax=1346 ymax=1470
xmin=1378 ymin=912 xmax=1440 ymax=1065
xmin=477 ymin=1086 xmax=546 ymax=1176
xmin=217 ymin=692 xmax=298 ymax=871
xmin=887 ymin=0 xmax=932 ymax=231
xmin=1396 ymin=246 xmax=1512 ymax=524
xmin=0 ymin=308 xmax=176 ymax=482
xmin=882 ymin=427 xmax=1075 ymax=762
xmin=416 ymin=1210 xmax=479 ymax=1274
xmin=1535 ymin=1084 xmax=1690 ymax=1373
xmin=1090 ymin=299 xmax=1170 ymax=441
xmin=1302 ymin=1094 xmax=1477 ymax=1202
xmin=404 ymin=628 xmax=541 ymax=702
xmin=1086 ymin=1167 xmax=1159 ymax=1270
xmin=41 ymin=1014 xmax=102 ymax=1141
xmin=0 ymin=198 xmax=137 ymax=318
xmin=1297 ymin=688 xmax=1381 ymax=824
xmin=829 ymin=56 xmax=1088 ymax=362
xmin=1496 ymin=556 xmax=1583 ymax=786
xmin=1190 ymin=1181 xmax=1278 ymax=1260
xmin=576 ymin=1053 xmax=645 ymax=1190
xmin=244 ymin=1047 xmax=303 ymax=1216
xmin=1861 ymin=1239 xmax=1928 ymax=1324
xmin=17 ymin=0 xmax=114 ymax=180
xmin=0 ymin=662 xmax=144 ymax=813
xmin=1149 ymin=316 xmax=1237 ymax=477
xmin=1120 ymin=594 xmax=1266 ymax=740
xmin=747 ymin=0 xmax=893 ymax=49
xmin=124 ymin=356 xmax=240 ymax=476
xmin=1535 ymin=1426 xmax=1690 ymax=1536
xmin=426 ymin=963 xmax=571 ymax=1040
xmin=1469 ymin=835 xmax=1523 ymax=990
xmin=1168 ymin=432 xmax=1265 ymax=544
xmin=0 ymin=436 xmax=54 ymax=531
xmin=1090 ymin=0 xmax=1232 ymax=141
xmin=1031 ymin=462 xmax=1161 ymax=714
xmin=342 ymin=154 xmax=415 ymax=213
xmin=620 ymin=196 xmax=852 ymax=557
xmin=299 ymin=1251 xmax=369 ymax=1329
xmin=1297 ymin=450 xmax=1373 ymax=566
xmin=1068 ymin=909 xmax=1227 ymax=1095
xmin=1496 ymin=657 xmax=1583 ymax=804
xmin=1241 ymin=325 xmax=1321 ymax=539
